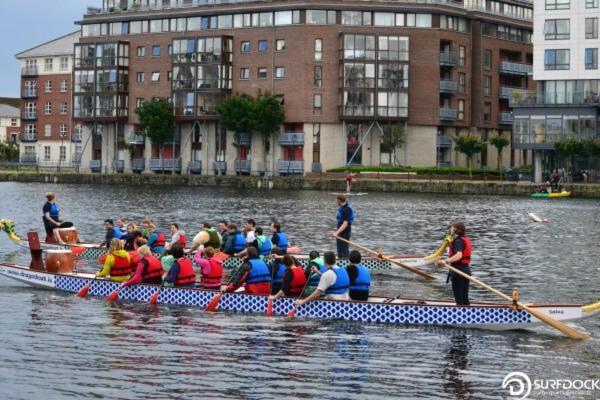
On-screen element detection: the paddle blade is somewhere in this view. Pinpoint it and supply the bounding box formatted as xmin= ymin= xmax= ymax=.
xmin=287 ymin=307 xmax=297 ymax=317
xmin=71 ymin=246 xmax=86 ymax=255
xmin=266 ymin=298 xmax=273 ymax=317
xmin=149 ymin=291 xmax=160 ymax=305
xmin=76 ymin=284 xmax=90 ymax=298
xmin=107 ymin=290 xmax=120 ymax=302
xmin=205 ymin=292 xmax=223 ymax=312
xmin=214 ymin=252 xmax=229 ymax=261
xmin=524 ymin=305 xmax=590 ymax=340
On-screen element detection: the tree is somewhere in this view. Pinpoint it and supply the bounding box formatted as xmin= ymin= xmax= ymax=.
xmin=0 ymin=143 xmax=19 ymax=162
xmin=381 ymin=124 xmax=405 ymax=166
xmin=453 ymin=134 xmax=484 ymax=177
xmin=252 ymin=93 xmax=285 ymax=176
xmin=489 ymin=135 xmax=510 ymax=170
xmin=135 ymin=98 xmax=174 ymax=173
xmin=554 ymin=138 xmax=583 ymax=177
xmin=217 ymin=94 xmax=255 ymax=175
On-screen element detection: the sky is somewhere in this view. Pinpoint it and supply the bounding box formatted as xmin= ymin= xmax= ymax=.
xmin=0 ymin=0 xmax=102 ymax=98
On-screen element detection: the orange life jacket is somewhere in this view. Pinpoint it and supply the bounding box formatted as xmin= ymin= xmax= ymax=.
xmin=142 ymin=255 xmax=163 ymax=281
xmin=110 ymin=253 xmax=131 ymax=277
xmin=202 ymin=258 xmax=223 ymax=287
xmin=449 ymin=236 xmax=472 ymax=266
xmin=288 ymin=266 xmax=307 ymax=296
xmin=175 ymin=257 xmax=196 ymax=286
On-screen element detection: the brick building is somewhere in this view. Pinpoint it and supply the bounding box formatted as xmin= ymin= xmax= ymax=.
xmin=0 ymin=103 xmax=20 ymax=144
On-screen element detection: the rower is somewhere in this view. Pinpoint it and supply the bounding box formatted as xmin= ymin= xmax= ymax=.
xmin=303 ymin=250 xmax=327 ymax=296
xmin=256 ymin=227 xmax=272 ymax=257
xmin=164 ymin=244 xmax=196 ymax=287
xmin=100 ymin=219 xmax=121 ymax=248
xmin=269 ymin=247 xmax=286 ymax=294
xmin=223 ymin=223 xmax=246 ymax=256
xmin=217 ymin=220 xmax=229 ymax=251
xmin=115 ymin=218 xmax=127 ymax=238
xmin=189 ymin=222 xmax=222 ymax=253
xmin=435 ymin=220 xmax=472 ymax=306
xmin=294 ymin=251 xmax=350 ymax=306
xmin=194 ymin=246 xmax=223 ymax=289
xmin=166 ymin=223 xmax=186 ymax=251
xmin=225 ymin=246 xmax=271 ymax=295
xmin=270 ymin=222 xmax=289 ymax=253
xmin=146 ymin=223 xmax=166 ymax=254
xmin=96 ymin=238 xmax=131 ymax=282
xmin=140 ymin=218 xmax=152 ymax=239
xmin=244 ymin=219 xmax=256 ymax=246
xmin=346 ymin=250 xmax=371 ymax=301
xmin=42 ymin=192 xmax=74 ymax=244
xmin=268 ymin=254 xmax=307 ymax=301
xmin=123 ymin=223 xmax=143 ymax=251
xmin=121 ymin=245 xmax=164 ymax=287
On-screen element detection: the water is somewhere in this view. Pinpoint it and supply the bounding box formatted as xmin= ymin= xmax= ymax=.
xmin=0 ymin=182 xmax=599 ymax=399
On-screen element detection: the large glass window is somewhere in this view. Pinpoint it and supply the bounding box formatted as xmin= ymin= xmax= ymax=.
xmin=586 ymin=18 xmax=598 ymax=39
xmin=275 ymin=11 xmax=292 ymax=25
xmin=306 ymin=10 xmax=327 ymax=24
xmin=172 ymin=39 xmax=196 ymax=63
xmin=544 ymin=49 xmax=570 ymax=70
xmin=378 ymin=64 xmax=409 ymax=89
xmin=198 ymin=37 xmax=222 ymax=62
xmin=415 ymin=14 xmax=432 ymax=27
xmin=378 ymin=36 xmax=409 ymax=61
xmin=342 ymin=11 xmax=362 ymax=25
xmin=172 ymin=66 xmax=195 ymax=90
xmin=343 ymin=91 xmax=374 ymax=116
xmin=586 ymin=0 xmax=599 ymax=8
xmin=544 ymin=19 xmax=570 ymax=40
xmin=344 ymin=63 xmax=375 ymax=88
xmin=585 ymin=48 xmax=598 ymax=69
xmin=546 ymin=0 xmax=570 ymax=9
xmin=343 ymin=34 xmax=376 ymax=60
xmin=374 ymin=12 xmax=394 ymax=26
xmin=377 ymin=92 xmax=408 ymax=117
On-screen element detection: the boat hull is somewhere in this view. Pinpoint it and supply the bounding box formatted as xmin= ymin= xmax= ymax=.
xmin=0 ymin=263 xmax=584 ymax=332
xmin=530 ymin=191 xmax=571 ymax=199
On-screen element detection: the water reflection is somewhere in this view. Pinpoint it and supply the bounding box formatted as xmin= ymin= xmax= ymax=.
xmin=442 ymin=332 xmax=473 ymax=400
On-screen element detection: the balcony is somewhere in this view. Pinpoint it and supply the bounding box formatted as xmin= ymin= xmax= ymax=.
xmin=233 ymin=159 xmax=251 ymax=174
xmin=440 ymin=52 xmax=459 ymax=67
xmin=277 ymin=160 xmax=304 ymax=175
xmin=72 ymin=133 xmax=83 ymax=143
xmin=22 ymin=111 xmax=38 ymax=120
xmin=439 ymin=80 xmax=458 ymax=94
xmin=499 ymin=61 xmax=532 ymax=76
xmin=112 ymin=160 xmax=124 ymax=173
xmin=213 ymin=161 xmax=227 ymax=174
xmin=439 ymin=107 xmax=457 ymax=121
xmin=498 ymin=112 xmax=513 ymax=125
xmin=20 ymin=133 xmax=37 ymax=142
xmin=150 ymin=158 xmax=181 ymax=172
xmin=129 ymin=132 xmax=145 ymax=145
xmin=90 ymin=160 xmax=102 ymax=172
xmin=22 ymin=89 xmax=38 ymax=99
xmin=436 ymin=135 xmax=452 ymax=147
xmin=188 ymin=160 xmax=202 ymax=174
xmin=233 ymin=132 xmax=251 ymax=146
xmin=20 ymin=153 xmax=37 ymax=164
xmin=132 ymin=158 xmax=145 ymax=172
xmin=499 ymin=86 xmax=523 ymax=100
xmin=278 ymin=132 xmax=305 ymax=146
xmin=510 ymin=91 xmax=600 ymax=107
xmin=21 ymin=67 xmax=38 ymax=76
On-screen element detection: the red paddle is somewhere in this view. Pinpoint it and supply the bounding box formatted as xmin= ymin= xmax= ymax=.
xmin=266 ymin=298 xmax=273 ymax=317
xmin=205 ymin=262 xmax=242 ymax=312
xmin=149 ymin=281 xmax=165 ymax=305
xmin=107 ymin=287 xmax=122 ymax=302
xmin=98 ymin=254 xmax=107 ymax=265
xmin=76 ymin=276 xmax=98 ymax=298
xmin=71 ymin=246 xmax=86 ymax=255
xmin=287 ymin=275 xmax=312 ymax=317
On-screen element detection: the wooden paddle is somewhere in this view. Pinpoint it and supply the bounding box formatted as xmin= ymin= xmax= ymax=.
xmin=335 ymin=236 xmax=436 ymax=280
xmin=440 ymin=262 xmax=589 ymax=339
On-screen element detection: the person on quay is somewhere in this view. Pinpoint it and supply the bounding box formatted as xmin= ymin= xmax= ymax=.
xmin=302 ymin=251 xmax=327 ymax=297
xmin=223 ymin=223 xmax=246 ymax=256
xmin=189 ymin=222 xmax=222 ymax=253
xmin=193 ymin=246 xmax=223 ymax=289
xmin=166 ymin=223 xmax=186 ymax=251
xmin=225 ymin=246 xmax=271 ymax=295
xmin=100 ymin=219 xmax=121 ymax=248
xmin=269 ymin=247 xmax=286 ymax=294
xmin=346 ymin=250 xmax=371 ymax=301
xmin=146 ymin=223 xmax=166 ymax=254
xmin=123 ymin=223 xmax=143 ymax=251
xmin=268 ymin=254 xmax=308 ymax=301
xmin=217 ymin=220 xmax=229 ymax=251
xmin=435 ymin=220 xmax=472 ymax=306
xmin=331 ymin=195 xmax=354 ymax=258
xmin=270 ymin=222 xmax=289 ymax=254
xmin=121 ymin=245 xmax=164 ymax=287
xmin=42 ymin=192 xmax=74 ymax=244
xmin=295 ymin=251 xmax=350 ymax=306
xmin=164 ymin=244 xmax=196 ymax=288
xmin=115 ymin=218 xmax=127 ymax=238
xmin=96 ymin=238 xmax=131 ymax=282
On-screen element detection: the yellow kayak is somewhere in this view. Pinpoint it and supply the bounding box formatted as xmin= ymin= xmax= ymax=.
xmin=530 ymin=191 xmax=571 ymax=198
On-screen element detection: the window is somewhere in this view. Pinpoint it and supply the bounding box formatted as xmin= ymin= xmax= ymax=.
xmin=59 ymin=124 xmax=67 ymax=137
xmin=10 ymin=118 xmax=17 ymax=127
xmin=59 ymin=146 xmax=66 ymax=161
xmin=459 ymin=46 xmax=466 ymax=66
xmin=44 ymin=102 xmax=52 ymax=115
xmin=416 ymin=14 xmax=432 ymax=28
xmin=44 ymin=146 xmax=51 ymax=160
xmin=136 ymin=98 xmax=144 ymax=108
xmin=484 ymin=76 xmax=492 ymax=96
xmin=585 ymin=48 xmax=598 ymax=69
xmin=137 ymin=47 xmax=145 ymax=57
xmin=60 ymin=57 xmax=69 ymax=71
xmin=151 ymin=72 xmax=160 ymax=82
xmin=137 ymin=72 xmax=145 ymax=83
xmin=241 ymin=41 xmax=251 ymax=53
xmin=258 ymin=67 xmax=267 ymax=79
xmin=44 ymin=124 xmax=52 ymax=137
xmin=152 ymin=45 xmax=161 ymax=57
xmin=275 ymin=67 xmax=285 ymax=78
xmin=45 ymin=80 xmax=52 ymax=93
xmin=483 ymin=50 xmax=492 ymax=69
xmin=587 ymin=0 xmax=599 ymax=8
xmin=544 ymin=49 xmax=570 ymax=70
xmin=26 ymin=124 xmax=36 ymax=134
xmin=374 ymin=12 xmax=395 ymax=27
xmin=378 ymin=36 xmax=409 ymax=61
xmin=458 ymin=73 xmax=466 ymax=93
xmin=60 ymin=80 xmax=68 ymax=92
xmin=275 ymin=11 xmax=292 ymax=25
xmin=586 ymin=18 xmax=598 ymax=39
xmin=276 ymin=39 xmax=285 ymax=51
xmin=60 ymin=102 xmax=68 ymax=115
xmin=458 ymin=100 xmax=465 ymax=120
xmin=240 ymin=67 xmax=250 ymax=80
xmin=258 ymin=40 xmax=268 ymax=53
xmin=342 ymin=11 xmax=363 ymax=25
xmin=314 ymin=94 xmax=322 ymax=110
xmin=306 ymin=10 xmax=328 ymax=24
xmin=313 ymin=123 xmax=321 ymax=163
xmin=314 ymin=66 xmax=322 ymax=88
xmin=315 ymin=39 xmax=322 ymax=61
xmin=44 ymin=58 xmax=53 ymax=71
xmin=483 ymin=102 xmax=491 ymax=121
xmin=546 ymin=0 xmax=569 ymax=9
xmin=544 ymin=19 xmax=570 ymax=40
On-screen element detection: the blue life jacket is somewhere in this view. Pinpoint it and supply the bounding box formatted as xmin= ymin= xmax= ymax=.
xmin=324 ymin=267 xmax=350 ymax=295
xmin=246 ymin=259 xmax=272 ymax=284
xmin=337 ymin=203 xmax=355 ymax=225
xmin=349 ymin=263 xmax=371 ymax=291
xmin=233 ymin=232 xmax=246 ymax=252
xmin=118 ymin=226 xmax=127 ymax=236
xmin=273 ymin=261 xmax=286 ymax=283
xmin=274 ymin=232 xmax=288 ymax=252
xmin=308 ymin=258 xmax=327 ymax=286
xmin=49 ymin=203 xmax=59 ymax=219
xmin=112 ymin=227 xmax=124 ymax=239
xmin=258 ymin=236 xmax=272 ymax=256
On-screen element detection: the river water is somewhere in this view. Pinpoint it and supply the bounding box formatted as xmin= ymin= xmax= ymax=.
xmin=0 ymin=182 xmax=598 ymax=399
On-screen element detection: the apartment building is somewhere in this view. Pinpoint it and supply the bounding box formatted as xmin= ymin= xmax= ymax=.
xmin=512 ymin=0 xmax=600 ymax=182
xmin=15 ymin=32 xmax=81 ymax=166
xmin=0 ymin=104 xmax=20 ymax=144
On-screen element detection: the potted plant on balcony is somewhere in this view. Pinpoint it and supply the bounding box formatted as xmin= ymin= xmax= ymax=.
xmin=136 ymin=98 xmax=174 ymax=174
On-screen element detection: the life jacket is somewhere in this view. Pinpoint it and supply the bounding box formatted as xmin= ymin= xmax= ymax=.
xmin=324 ymin=267 xmax=350 ymax=295
xmin=233 ymin=232 xmax=246 ymax=252
xmin=202 ymin=258 xmax=223 ymax=287
xmin=307 ymin=257 xmax=327 ymax=286
xmin=174 ymin=257 xmax=196 ymax=286
xmin=205 ymin=228 xmax=222 ymax=248
xmin=448 ymin=236 xmax=472 ymax=267
xmin=110 ymin=253 xmax=131 ymax=277
xmin=258 ymin=235 xmax=272 ymax=256
xmin=273 ymin=261 xmax=286 ymax=283
xmin=118 ymin=226 xmax=127 ymax=235
xmin=178 ymin=233 xmax=187 ymax=247
xmin=349 ymin=263 xmax=371 ymax=291
xmin=142 ymin=255 xmax=163 ymax=281
xmin=150 ymin=231 xmax=166 ymax=249
xmin=111 ymin=226 xmax=124 ymax=240
xmin=273 ymin=232 xmax=288 ymax=252
xmin=128 ymin=250 xmax=141 ymax=273
xmin=337 ymin=203 xmax=355 ymax=225
xmin=246 ymin=259 xmax=271 ymax=284
xmin=288 ymin=266 xmax=307 ymax=296
xmin=49 ymin=202 xmax=59 ymax=219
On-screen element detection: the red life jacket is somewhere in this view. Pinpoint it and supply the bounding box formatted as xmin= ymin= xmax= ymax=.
xmin=142 ymin=255 xmax=163 ymax=281
xmin=288 ymin=266 xmax=307 ymax=296
xmin=175 ymin=257 xmax=196 ymax=286
xmin=178 ymin=233 xmax=186 ymax=247
xmin=202 ymin=258 xmax=223 ymax=288
xmin=110 ymin=253 xmax=131 ymax=277
xmin=153 ymin=231 xmax=166 ymax=248
xmin=449 ymin=236 xmax=472 ymax=266
xmin=128 ymin=251 xmax=141 ymax=274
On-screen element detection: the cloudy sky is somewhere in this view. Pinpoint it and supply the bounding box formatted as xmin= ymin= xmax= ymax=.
xmin=0 ymin=0 xmax=102 ymax=97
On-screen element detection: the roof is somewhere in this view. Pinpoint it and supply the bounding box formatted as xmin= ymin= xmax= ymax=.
xmin=15 ymin=31 xmax=80 ymax=59
xmin=0 ymin=104 xmax=19 ymax=118
xmin=0 ymin=97 xmax=20 ymax=108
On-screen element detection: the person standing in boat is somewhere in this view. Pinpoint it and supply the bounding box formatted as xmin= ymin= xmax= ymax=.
xmin=96 ymin=238 xmax=131 ymax=282
xmin=121 ymin=245 xmax=164 ymax=287
xmin=295 ymin=251 xmax=350 ymax=306
xmin=436 ymin=221 xmax=472 ymax=306
xmin=164 ymin=244 xmax=196 ymax=287
xmin=268 ymin=254 xmax=307 ymax=301
xmin=225 ymin=246 xmax=271 ymax=295
xmin=42 ymin=192 xmax=74 ymax=244
xmin=345 ymin=250 xmax=371 ymax=301
xmin=331 ymin=196 xmax=354 ymax=258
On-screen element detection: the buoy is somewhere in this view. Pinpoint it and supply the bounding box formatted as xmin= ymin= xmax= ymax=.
xmin=528 ymin=213 xmax=549 ymax=224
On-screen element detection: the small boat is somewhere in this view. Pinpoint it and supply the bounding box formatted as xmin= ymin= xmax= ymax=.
xmin=530 ymin=191 xmax=571 ymax=199
xmin=0 ymin=262 xmax=592 ymax=332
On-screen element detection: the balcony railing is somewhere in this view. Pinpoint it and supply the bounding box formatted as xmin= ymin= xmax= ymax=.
xmin=90 ymin=160 xmax=102 ymax=172
xmin=499 ymin=112 xmax=513 ymax=124
xmin=112 ymin=160 xmax=125 ymax=172
xmin=150 ymin=158 xmax=181 ymax=171
xmin=440 ymin=80 xmax=458 ymax=93
xmin=188 ymin=160 xmax=202 ymax=174
xmin=22 ymin=89 xmax=38 ymax=98
xmin=277 ymin=160 xmax=304 ymax=175
xmin=213 ymin=161 xmax=227 ymax=174
xmin=499 ymin=86 xmax=523 ymax=99
xmin=233 ymin=159 xmax=251 ymax=173
xmin=436 ymin=135 xmax=452 ymax=147
xmin=22 ymin=111 xmax=38 ymax=120
xmin=132 ymin=158 xmax=145 ymax=172
xmin=20 ymin=133 xmax=37 ymax=142
xmin=510 ymin=91 xmax=600 ymax=107
xmin=129 ymin=132 xmax=145 ymax=144
xmin=440 ymin=52 xmax=459 ymax=67
xmin=278 ymin=132 xmax=305 ymax=146
xmin=20 ymin=153 xmax=37 ymax=164
xmin=439 ymin=107 xmax=457 ymax=121
xmin=21 ymin=67 xmax=38 ymax=76
xmin=499 ymin=61 xmax=533 ymax=76
xmin=234 ymin=132 xmax=251 ymax=146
